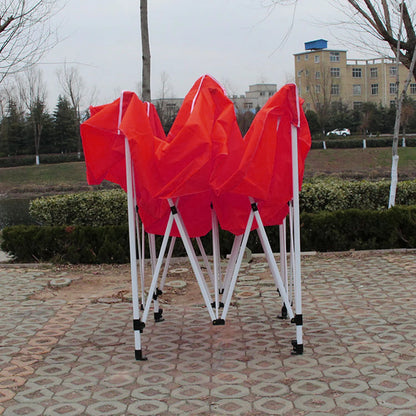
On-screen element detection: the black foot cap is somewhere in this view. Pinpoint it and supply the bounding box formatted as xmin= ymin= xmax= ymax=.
xmin=212 ymin=319 xmax=225 ymax=326
xmin=154 ymin=309 xmax=164 ymax=323
xmin=278 ymin=305 xmax=288 ymax=320
xmin=291 ymin=340 xmax=304 ymax=355
xmin=135 ymin=349 xmax=148 ymax=361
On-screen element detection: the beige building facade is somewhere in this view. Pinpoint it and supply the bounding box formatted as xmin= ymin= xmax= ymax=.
xmin=294 ymin=39 xmax=416 ymax=112
xmin=231 ymin=83 xmax=278 ymax=112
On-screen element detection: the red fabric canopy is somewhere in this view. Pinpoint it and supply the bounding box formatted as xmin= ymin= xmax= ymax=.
xmin=80 ymin=76 xmax=311 ymax=237
xmin=213 ymin=84 xmax=311 ymax=233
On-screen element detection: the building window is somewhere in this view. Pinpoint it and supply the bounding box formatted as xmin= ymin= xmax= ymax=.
xmin=296 ymin=55 xmax=301 ymax=62
xmin=331 ymin=84 xmax=340 ymax=95
xmin=244 ymin=102 xmax=253 ymax=109
xmin=353 ymin=102 xmax=362 ymax=110
xmin=297 ymin=70 xmax=303 ymax=77
xmin=390 ymin=82 xmax=398 ymax=95
xmin=306 ymin=86 xmax=310 ymax=92
xmin=352 ymin=68 xmax=362 ymax=78
xmin=259 ymin=92 xmax=265 ymax=96
xmin=315 ymin=85 xmax=321 ymax=94
xmin=304 ymin=54 xmax=309 ymax=61
xmin=390 ymin=66 xmax=397 ymax=76
xmin=370 ymin=67 xmax=378 ymax=78
xmin=390 ymin=100 xmax=396 ymax=107
xmin=305 ymin=69 xmax=309 ymax=76
xmin=330 ymin=67 xmax=340 ymax=77
xmin=305 ymin=103 xmax=311 ymax=110
xmin=371 ymin=84 xmax=378 ymax=95
xmin=314 ymin=55 xmax=320 ymax=63
xmin=410 ymin=83 xmax=416 ymax=94
xmin=315 ymin=71 xmax=320 ymax=79
xmin=330 ymin=52 xmax=340 ymax=62
xmin=353 ymin=84 xmax=361 ymax=95
xmin=269 ymin=91 xmax=274 ymax=96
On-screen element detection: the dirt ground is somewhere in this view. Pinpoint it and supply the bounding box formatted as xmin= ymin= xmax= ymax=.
xmin=29 ymin=251 xmax=381 ymax=307
xmin=30 ymin=258 xmax=238 ymax=307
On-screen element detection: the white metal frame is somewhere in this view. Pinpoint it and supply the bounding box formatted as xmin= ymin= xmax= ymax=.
xmin=121 ymin=85 xmax=304 ymax=359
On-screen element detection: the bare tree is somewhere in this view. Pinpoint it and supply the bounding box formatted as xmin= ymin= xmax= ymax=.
xmin=140 ymin=0 xmax=151 ymax=102
xmin=342 ymin=1 xmax=416 ymax=76
xmin=155 ymin=71 xmax=176 ymax=132
xmin=57 ymin=65 xmax=84 ymax=158
xmin=302 ymin=64 xmax=336 ymax=134
xmin=266 ymin=0 xmax=416 ymax=206
xmin=17 ymin=67 xmax=47 ymax=165
xmin=0 ymin=1 xmax=58 ymax=83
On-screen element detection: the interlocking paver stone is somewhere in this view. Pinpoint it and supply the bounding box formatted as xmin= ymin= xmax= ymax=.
xmin=1 ymin=251 xmax=416 ymax=415
xmin=43 ymin=403 xmax=86 ymax=416
xmin=85 ymin=401 xmax=127 ymax=416
xmin=335 ymin=392 xmax=378 ymax=410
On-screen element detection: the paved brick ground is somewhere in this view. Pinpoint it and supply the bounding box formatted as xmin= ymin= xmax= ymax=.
xmin=1 ymin=250 xmax=416 ymax=415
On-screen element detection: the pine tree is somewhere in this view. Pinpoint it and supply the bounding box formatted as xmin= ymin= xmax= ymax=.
xmin=53 ymin=95 xmax=78 ymax=153
xmin=4 ymin=98 xmax=26 ymax=155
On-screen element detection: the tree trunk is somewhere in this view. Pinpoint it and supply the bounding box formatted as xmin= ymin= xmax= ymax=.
xmin=140 ymin=0 xmax=151 ymax=102
xmin=389 ymin=1 xmax=404 ymax=208
xmin=389 ymin=47 xmax=416 ymax=207
xmin=389 ymin=101 xmax=401 ymax=208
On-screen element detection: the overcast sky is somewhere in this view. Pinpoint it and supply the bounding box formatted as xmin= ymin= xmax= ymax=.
xmin=38 ymin=0 xmax=356 ymax=109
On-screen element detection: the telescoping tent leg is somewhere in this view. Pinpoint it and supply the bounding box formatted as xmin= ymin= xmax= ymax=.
xmin=146 ymin=233 xmax=165 ymax=322
xmin=211 ymin=206 xmax=222 ymax=318
xmin=132 ymin=172 xmax=146 ymax=310
xmin=290 ymin=124 xmax=303 ymax=355
xmin=125 ymin=138 xmax=146 ymax=361
xmin=278 ymin=219 xmax=289 ymax=319
xmin=141 ymin=212 xmax=175 ymax=325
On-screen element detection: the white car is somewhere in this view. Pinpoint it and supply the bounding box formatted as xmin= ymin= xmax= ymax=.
xmin=326 ymin=128 xmax=351 ymax=137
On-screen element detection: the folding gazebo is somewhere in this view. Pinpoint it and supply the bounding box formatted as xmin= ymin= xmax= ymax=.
xmin=81 ymin=75 xmax=311 ymax=360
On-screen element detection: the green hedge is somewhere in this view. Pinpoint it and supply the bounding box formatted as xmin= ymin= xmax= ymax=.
xmin=300 ymin=179 xmax=416 ymax=212
xmin=3 ymin=206 xmax=415 ymax=263
xmin=300 ymin=206 xmax=416 ymax=251
xmin=311 ymin=136 xmax=416 ymax=149
xmin=29 ymin=180 xmax=416 ymax=227
xmin=29 ymin=189 xmax=127 ymax=226
xmin=1 ymin=225 xmax=130 ymax=264
xmin=0 ymin=153 xmax=84 ymax=168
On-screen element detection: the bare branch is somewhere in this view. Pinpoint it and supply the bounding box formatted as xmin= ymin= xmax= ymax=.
xmin=0 ymin=1 xmax=59 ymax=83
xmin=381 ymin=0 xmax=391 ymax=33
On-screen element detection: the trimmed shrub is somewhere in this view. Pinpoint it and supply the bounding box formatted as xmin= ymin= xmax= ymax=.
xmin=300 ymin=205 xmax=416 ymax=251
xmin=29 ymin=189 xmax=127 ymax=226
xmin=1 ymin=225 xmax=130 ymax=264
xmin=299 ymin=179 xmax=416 ymax=213
xmin=29 ymin=180 xmax=416 ymax=228
xmin=2 ymin=206 xmax=416 ymax=263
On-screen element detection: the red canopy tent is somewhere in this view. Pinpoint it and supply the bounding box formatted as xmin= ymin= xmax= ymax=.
xmin=80 ymin=75 xmax=311 ymax=359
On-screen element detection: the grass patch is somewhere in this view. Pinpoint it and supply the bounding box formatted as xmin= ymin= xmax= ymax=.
xmin=305 ymin=147 xmax=416 ymax=179
xmin=0 ymin=147 xmax=415 ymax=195
xmin=0 ymin=162 xmax=87 ymax=187
xmin=398 ymin=147 xmax=416 ymax=166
